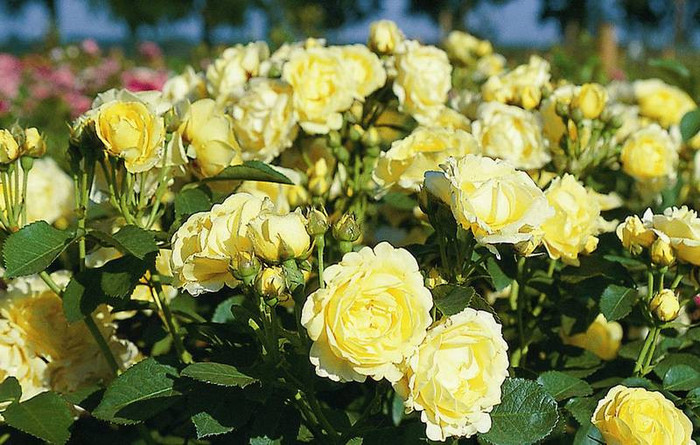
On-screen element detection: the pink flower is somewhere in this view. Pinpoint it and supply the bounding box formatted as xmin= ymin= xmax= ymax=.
xmin=0 ymin=54 xmax=22 ymax=100
xmin=81 ymin=39 xmax=101 ymax=57
xmin=121 ymin=67 xmax=168 ymax=92
xmin=138 ymin=41 xmax=162 ymax=61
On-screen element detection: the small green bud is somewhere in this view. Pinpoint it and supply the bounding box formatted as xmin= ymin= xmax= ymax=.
xmin=255 ymin=266 xmax=287 ymax=300
xmin=555 ymin=102 xmax=569 ymax=117
xmin=307 ymin=207 xmax=329 ymax=237
xmin=571 ymin=108 xmax=584 ymax=123
xmin=328 ymin=130 xmax=342 ymax=148
xmin=230 ymin=251 xmax=261 ymax=287
xmin=333 ymin=213 xmax=361 ymax=243
xmin=348 ymin=124 xmax=364 ymax=142
xmin=361 ymin=126 xmax=380 ymax=148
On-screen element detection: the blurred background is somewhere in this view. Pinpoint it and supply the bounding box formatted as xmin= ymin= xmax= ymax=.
xmin=0 ymin=0 xmax=698 ymax=148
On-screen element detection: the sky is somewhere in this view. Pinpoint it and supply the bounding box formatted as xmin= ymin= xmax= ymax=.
xmin=0 ymin=0 xmax=694 ymax=48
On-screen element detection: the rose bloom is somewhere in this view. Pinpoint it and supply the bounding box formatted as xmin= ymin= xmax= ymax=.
xmin=0 ymin=272 xmax=138 ymax=394
xmin=443 ymin=30 xmax=493 ymax=66
xmin=282 ymin=47 xmax=354 ymax=134
xmin=393 ymin=40 xmax=452 ymax=121
xmin=539 ymin=84 xmax=579 ymax=147
xmin=424 ymin=154 xmax=553 ymax=248
xmin=171 ymin=193 xmax=272 ymax=295
xmin=572 ymin=83 xmax=607 ymax=119
xmin=651 ymin=206 xmax=700 ymax=266
xmin=237 ymin=167 xmax=309 ymax=214
xmin=368 ymin=19 xmax=404 ymax=54
xmin=0 ymin=319 xmax=48 ymax=401
xmin=15 ymin=157 xmax=74 ymax=226
xmin=541 ymin=174 xmax=607 ymax=265
xmin=176 ymin=98 xmax=243 ymax=178
xmin=0 ymin=129 xmax=19 ymax=164
xmin=206 ymin=42 xmax=269 ymax=104
xmin=397 ymin=308 xmax=509 ymax=441
xmin=482 ymin=55 xmax=551 ymax=110
xmin=373 ymin=127 xmax=480 ymax=194
xmin=415 ymin=107 xmax=471 ymax=131
xmin=620 ymin=124 xmax=678 ymax=183
xmin=161 ymin=66 xmax=206 ymax=104
xmin=336 ymin=45 xmax=386 ymax=101
xmin=231 ymin=78 xmax=298 ymax=162
xmin=562 ymin=314 xmax=622 ymax=360
xmin=301 ymin=242 xmax=432 ymax=383
xmin=473 ymin=53 xmax=507 ymax=83
xmin=616 ymin=213 xmax=656 ymax=255
xmin=95 ymin=100 xmax=165 ymax=173
xmin=634 ymin=78 xmax=696 ymax=128
xmin=247 ymin=210 xmax=311 ymax=263
xmin=592 ymin=386 xmax=695 ymax=445
xmin=472 ymin=102 xmax=550 ymax=170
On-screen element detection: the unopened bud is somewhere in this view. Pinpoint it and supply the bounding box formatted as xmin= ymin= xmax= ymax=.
xmin=650 ymin=289 xmax=680 ymax=322
xmin=328 ymin=130 xmax=342 ymax=148
xmin=230 ymin=251 xmax=261 ymax=286
xmin=571 ymin=108 xmax=584 ymax=123
xmin=349 ymin=101 xmax=364 ymax=123
xmin=348 ymin=124 xmax=364 ymax=142
xmin=0 ymin=129 xmax=19 ymax=164
xmin=333 ymin=213 xmax=361 ymax=243
xmin=307 ymin=208 xmax=329 ymax=237
xmin=255 ymin=266 xmax=287 ymax=300
xmin=361 ymin=126 xmax=380 ymax=148
xmin=650 ymin=238 xmax=675 ymax=266
xmin=23 ymin=128 xmax=46 ymax=158
xmin=555 ymin=102 xmax=570 ymax=117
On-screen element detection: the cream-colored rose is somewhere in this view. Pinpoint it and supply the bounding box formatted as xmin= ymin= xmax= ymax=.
xmin=616 ymin=213 xmax=656 ymax=255
xmin=162 ymin=66 xmax=206 ymax=104
xmin=231 ymin=78 xmax=298 ymax=162
xmin=424 ymin=155 xmax=553 ymax=247
xmin=539 ymin=84 xmax=579 ymax=146
xmin=443 ymin=30 xmax=492 ymax=66
xmin=176 ymin=99 xmax=243 ymax=178
xmin=301 ymin=242 xmax=432 ymax=383
xmin=0 ymin=272 xmax=138 ymax=393
xmin=621 ymin=124 xmax=678 ymax=182
xmin=237 ymin=167 xmax=308 ymax=214
xmin=541 ymin=174 xmax=607 ymax=265
xmin=206 ymin=42 xmax=269 ymax=104
xmin=651 ymin=206 xmax=700 ymax=266
xmin=473 ymin=53 xmax=506 ymax=82
xmin=650 ymin=289 xmax=680 ymax=322
xmin=650 ymin=238 xmax=675 ymax=267
xmin=22 ymin=128 xmax=46 ymax=158
xmin=0 ymin=319 xmax=48 ymax=401
xmin=592 ymin=386 xmax=695 ymax=445
xmin=368 ymin=20 xmax=404 ymax=54
xmin=634 ymin=78 xmax=696 ymax=128
xmin=374 ymin=127 xmax=480 ymax=194
xmin=481 ymin=55 xmax=550 ymax=110
xmin=414 ymin=107 xmax=471 ymax=131
xmin=282 ymin=47 xmax=354 ymax=134
xmin=0 ymin=130 xmax=19 ymax=164
xmin=247 ymin=210 xmax=311 ymax=263
xmin=393 ymin=40 xmax=452 ymax=121
xmin=337 ymin=45 xmax=386 ymax=100
xmin=397 ymin=308 xmax=509 ymax=441
xmin=562 ymin=314 xmax=622 ymax=360
xmin=472 ymin=102 xmax=550 ymax=169
xmin=572 ymin=83 xmax=607 ymax=119
xmin=95 ymin=100 xmax=165 ymax=173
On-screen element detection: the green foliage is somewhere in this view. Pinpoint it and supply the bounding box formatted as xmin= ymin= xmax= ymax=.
xmin=432 ymin=284 xmax=476 ymax=316
xmin=598 ymin=284 xmax=637 ymax=321
xmin=88 ymin=225 xmax=158 ymax=260
xmin=181 ymin=362 xmax=258 ymax=388
xmin=2 ymin=391 xmax=75 ymax=444
xmin=680 ymin=109 xmax=700 ymax=142
xmin=537 ymin=371 xmax=593 ymax=401
xmin=175 ymin=186 xmax=213 ymax=220
xmin=662 ymin=365 xmax=700 ymax=392
xmin=203 ymin=161 xmax=293 ymax=184
xmin=2 ymin=221 xmax=74 ymax=277
xmin=0 ymin=376 xmax=21 ymax=403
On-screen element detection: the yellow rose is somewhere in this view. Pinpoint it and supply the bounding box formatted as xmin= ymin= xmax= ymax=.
xmin=237 ymin=167 xmax=309 ymax=214
xmin=397 ymin=308 xmax=509 ymax=441
xmin=177 ymin=99 xmax=243 ymax=178
xmin=621 ymin=124 xmax=678 ymax=182
xmin=472 ymin=102 xmax=550 ymax=169
xmin=539 ymin=84 xmax=578 ymax=146
xmin=650 ymin=238 xmax=675 ymax=267
xmin=337 ymin=45 xmax=386 ymax=100
xmin=206 ymin=42 xmax=269 ymax=104
xmin=393 ymin=40 xmax=452 ymax=121
xmin=650 ymin=289 xmax=680 ymax=322
xmin=482 ymin=55 xmax=550 ymax=109
xmin=651 ymin=206 xmax=700 ymax=266
xmin=373 ymin=127 xmax=480 ymax=194
xmin=473 ymin=53 xmax=506 ymax=82
xmin=415 ymin=107 xmax=471 ymax=131
xmin=301 ymin=242 xmax=432 ymax=382
xmin=562 ymin=314 xmax=622 ymax=360
xmin=424 ymin=154 xmax=553 ymax=248
xmin=0 ymin=129 xmax=20 ymax=164
xmin=368 ymin=20 xmax=404 ymax=54
xmin=0 ymin=272 xmax=138 ymax=394
xmin=247 ymin=210 xmax=311 ymax=263
xmin=542 ymin=174 xmax=606 ymax=265
xmin=95 ymin=101 xmax=165 ymax=173
xmin=634 ymin=78 xmax=696 ymax=128
xmin=572 ymin=83 xmax=607 ymax=119
xmin=443 ymin=30 xmax=493 ymax=66
xmin=22 ymin=128 xmax=46 ymax=158
xmin=282 ymin=47 xmax=354 ymax=134
xmin=616 ymin=213 xmax=656 ymax=255
xmin=0 ymin=319 xmax=48 ymax=401
xmin=162 ymin=66 xmax=207 ymax=104
xmin=592 ymin=386 xmax=695 ymax=445
xmin=231 ymin=78 xmax=298 ymax=162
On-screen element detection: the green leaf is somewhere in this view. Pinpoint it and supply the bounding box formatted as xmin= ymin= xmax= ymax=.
xmin=432 ymin=284 xmax=475 ymax=316
xmin=2 ymin=221 xmax=74 ymax=278
xmin=175 ymin=186 xmax=212 ymax=220
xmin=537 ymin=371 xmax=593 ymax=401
xmin=90 ymin=225 xmax=158 ymax=260
xmin=681 ymin=109 xmax=700 ymax=142
xmin=204 ymin=161 xmax=293 ymax=184
xmin=565 ymin=396 xmax=598 ymax=426
xmin=0 ymin=376 xmax=21 ymax=403
xmin=212 ymin=295 xmax=245 ymax=323
xmin=663 ymin=365 xmax=700 ymax=392
xmin=3 ymin=391 xmax=74 ymax=444
xmin=649 ymin=58 xmax=691 ymax=79
xmin=181 ymin=362 xmax=258 ymax=388
xmin=481 ymin=378 xmax=559 ymax=445
xmin=573 ymin=422 xmax=603 ymax=445
xmin=653 ymin=353 xmax=700 ymax=379
xmin=382 ymin=192 xmax=418 ymax=211
xmin=599 ymin=284 xmax=636 ymax=321
xmin=189 ymin=385 xmax=250 ymax=438
xmin=93 ymin=358 xmax=181 ymax=424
